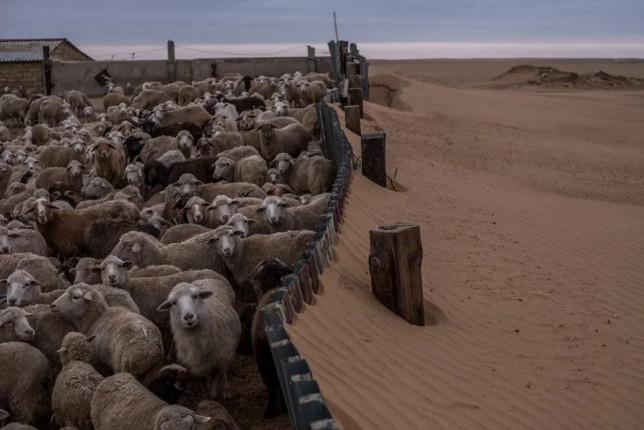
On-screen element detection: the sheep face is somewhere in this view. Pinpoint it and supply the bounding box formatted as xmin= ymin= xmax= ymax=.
xmin=158 ymin=282 xmax=213 ymax=330
xmin=3 ymin=269 xmax=40 ymax=307
xmin=183 ymin=197 xmax=208 ymax=225
xmin=257 ymin=124 xmax=275 ymax=143
xmin=212 ymin=157 xmax=235 ymax=182
xmin=257 ymin=196 xmax=289 ymax=226
xmin=153 ymin=405 xmax=210 ymax=430
xmin=206 ymin=196 xmax=237 ymax=225
xmin=208 ymin=226 xmax=242 ymax=258
xmin=111 ymin=236 xmax=145 ymax=266
xmin=269 ymin=153 xmax=293 ymax=174
xmin=50 ymin=285 xmax=94 ymax=319
xmin=125 ymin=163 xmax=144 ymax=186
xmin=71 ymin=137 xmax=86 ymax=154
xmin=82 ymin=177 xmax=113 ymax=199
xmin=226 ymin=213 xmax=254 ymax=238
xmin=1 ymin=152 xmax=12 ymax=165
xmin=95 ymin=139 xmax=118 ymax=161
xmin=0 ymin=226 xmax=16 ymax=253
xmin=0 ymin=307 xmax=35 ymax=341
xmin=172 ymin=174 xmax=202 ymax=201
xmin=22 ymin=156 xmax=40 ymax=174
xmin=177 ymin=131 xmax=194 ymax=154
xmin=66 ymin=160 xmax=84 ymax=178
xmin=272 ymin=101 xmax=288 ymax=117
xmin=96 ymin=255 xmax=133 ymax=287
xmin=237 ymin=112 xmax=256 ymax=131
xmin=13 ymin=149 xmax=27 ymax=165
xmin=27 ymin=198 xmax=56 ymax=225
xmin=266 ymin=168 xmax=283 ymax=185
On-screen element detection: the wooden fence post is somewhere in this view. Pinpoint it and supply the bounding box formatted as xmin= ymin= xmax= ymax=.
xmin=307 ymin=46 xmax=316 ymax=74
xmin=361 ymin=133 xmax=386 ymax=186
xmin=369 ymin=224 xmax=425 ymax=326
xmin=42 ymin=46 xmax=52 ymax=95
xmin=348 ymin=87 xmax=363 ymax=117
xmin=167 ymin=40 xmax=176 ymax=82
xmin=348 ymin=74 xmax=362 ymax=89
xmin=344 ymin=105 xmax=361 ymax=135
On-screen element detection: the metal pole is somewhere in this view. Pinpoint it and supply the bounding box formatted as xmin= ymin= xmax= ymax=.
xmin=333 ymin=12 xmax=339 ymax=42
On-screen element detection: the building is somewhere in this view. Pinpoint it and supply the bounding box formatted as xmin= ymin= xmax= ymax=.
xmin=0 ymin=38 xmax=92 ymax=94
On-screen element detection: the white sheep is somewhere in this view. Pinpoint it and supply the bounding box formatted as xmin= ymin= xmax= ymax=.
xmin=50 ymin=284 xmax=163 ymax=378
xmin=90 ymin=372 xmax=211 ymax=430
xmin=158 ymin=280 xmax=240 ymax=399
xmin=52 ymin=332 xmax=104 ymax=430
xmin=270 ymin=152 xmax=335 ymax=195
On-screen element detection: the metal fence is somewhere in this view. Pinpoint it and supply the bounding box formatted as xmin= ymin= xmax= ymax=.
xmin=260 ymin=102 xmax=353 ymax=430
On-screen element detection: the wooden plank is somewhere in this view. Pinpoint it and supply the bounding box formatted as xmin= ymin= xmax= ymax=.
xmin=345 ymin=105 xmax=361 ymax=135
xmin=307 ymin=45 xmax=316 ymax=74
xmin=369 ymin=224 xmax=425 ymax=326
xmin=348 ymin=87 xmax=363 ymax=117
xmin=167 ymin=40 xmax=176 ymax=82
xmin=42 ymin=46 xmax=52 ymax=95
xmin=361 ymin=133 xmax=386 ymax=186
xmin=348 ymin=74 xmax=362 ymax=89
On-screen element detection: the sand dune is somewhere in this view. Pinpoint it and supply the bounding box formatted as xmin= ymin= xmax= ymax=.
xmin=286 ymin=63 xmax=644 ymax=429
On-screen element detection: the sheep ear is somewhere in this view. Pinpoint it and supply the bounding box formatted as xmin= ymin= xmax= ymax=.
xmin=194 ymin=415 xmax=211 ymax=424
xmin=197 ymin=290 xmax=213 ymax=300
xmin=255 ymin=206 xmax=266 ymax=213
xmin=0 ymin=279 xmax=7 ymax=288
xmin=247 ymin=219 xmax=257 ymax=224
xmin=131 ymin=243 xmax=141 ymax=253
xmin=206 ymin=237 xmax=218 ymax=245
xmin=69 ymin=268 xmax=77 ymax=276
xmin=89 ymin=266 xmax=102 ymax=274
xmin=269 ymin=159 xmax=278 ymax=167
xmin=157 ymin=301 xmax=172 ymax=312
xmin=86 ymin=335 xmax=96 ymax=342
xmin=279 ymin=201 xmax=292 ymax=207
xmin=82 ymin=291 xmax=93 ymax=301
xmin=57 ymin=347 xmax=67 ymax=354
xmin=233 ymin=230 xmax=245 ymax=236
xmin=122 ymin=261 xmax=134 ymax=270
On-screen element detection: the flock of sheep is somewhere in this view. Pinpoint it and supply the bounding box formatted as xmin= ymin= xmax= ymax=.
xmin=0 ymin=70 xmax=336 ymax=429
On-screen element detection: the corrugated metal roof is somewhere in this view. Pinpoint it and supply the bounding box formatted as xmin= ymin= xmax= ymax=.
xmin=0 ymin=39 xmax=65 ymax=63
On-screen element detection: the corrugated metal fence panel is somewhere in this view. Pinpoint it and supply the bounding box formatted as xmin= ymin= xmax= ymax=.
xmin=0 ymin=39 xmax=64 ymax=63
xmin=263 ymin=102 xmax=353 ymax=430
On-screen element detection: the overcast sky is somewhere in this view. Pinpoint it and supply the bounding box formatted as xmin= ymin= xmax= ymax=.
xmin=1 ymin=0 xmax=642 ymax=58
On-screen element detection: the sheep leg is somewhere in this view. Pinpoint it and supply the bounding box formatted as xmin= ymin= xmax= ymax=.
xmin=206 ymin=372 xmax=218 ymax=399
xmin=219 ymin=371 xmax=231 ymax=400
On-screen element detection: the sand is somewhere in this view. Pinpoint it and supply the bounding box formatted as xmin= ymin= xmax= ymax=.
xmin=286 ymin=60 xmax=644 ymax=429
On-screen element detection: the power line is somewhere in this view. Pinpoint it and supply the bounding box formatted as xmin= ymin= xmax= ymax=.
xmin=175 ymin=44 xmax=309 ymax=57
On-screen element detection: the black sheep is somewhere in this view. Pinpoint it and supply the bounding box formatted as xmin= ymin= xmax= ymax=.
xmin=223 ymin=96 xmax=266 ymax=114
xmin=83 ymin=218 xmax=160 ymax=258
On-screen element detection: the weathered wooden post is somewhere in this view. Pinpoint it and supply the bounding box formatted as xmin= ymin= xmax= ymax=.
xmin=344 ymin=105 xmax=361 ymax=135
xmin=359 ymin=55 xmax=369 ymax=100
xmin=338 ymin=41 xmax=349 ymax=75
xmin=369 ymin=224 xmax=425 ymax=326
xmin=348 ymin=74 xmax=362 ymax=89
xmin=307 ymin=46 xmax=316 ymax=74
xmin=361 ymin=133 xmax=386 ymax=186
xmin=348 ymin=87 xmax=364 ymax=117
xmin=349 ymin=42 xmax=359 ymax=58
xmin=167 ymin=40 xmax=176 ymax=82
xmin=42 ymin=46 xmax=52 ymax=95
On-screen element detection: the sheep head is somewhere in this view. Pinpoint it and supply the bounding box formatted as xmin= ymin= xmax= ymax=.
xmin=182 ymin=196 xmax=208 ymax=225
xmin=257 ymin=123 xmax=276 ymax=142
xmin=176 ymin=130 xmax=194 ymax=154
xmin=24 ymin=198 xmax=58 ymax=225
xmin=93 ymin=255 xmax=133 ymax=288
xmin=207 ymin=225 xmax=243 ymax=258
xmin=94 ymin=138 xmax=119 ymax=161
xmin=212 ymin=157 xmax=235 ymax=182
xmin=0 ymin=307 xmax=35 ymax=341
xmin=171 ymin=173 xmax=203 ymax=201
xmin=269 ymin=152 xmax=294 ymax=174
xmin=236 ymin=112 xmax=256 ymax=131
xmin=226 ymin=213 xmax=256 ymax=238
xmin=206 ymin=195 xmax=238 ymax=225
xmin=157 ymin=282 xmax=213 ymax=330
xmin=110 ymin=232 xmax=150 ymax=267
xmin=257 ymin=195 xmax=290 ymax=226
xmin=50 ymin=284 xmax=104 ymax=320
xmin=124 ymin=162 xmax=144 ymax=186
xmin=66 ymin=160 xmax=84 ymax=178
xmin=2 ymin=269 xmax=41 ymax=307
xmin=57 ymin=332 xmax=95 ymax=365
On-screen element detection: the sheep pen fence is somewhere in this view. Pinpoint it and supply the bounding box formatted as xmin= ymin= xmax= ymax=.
xmin=260 ymin=101 xmax=353 ymax=430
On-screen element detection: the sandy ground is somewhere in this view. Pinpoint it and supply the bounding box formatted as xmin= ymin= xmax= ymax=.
xmin=286 ymin=60 xmax=644 ymax=429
